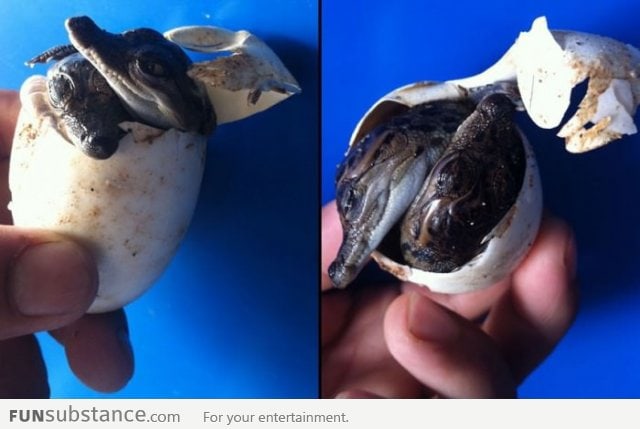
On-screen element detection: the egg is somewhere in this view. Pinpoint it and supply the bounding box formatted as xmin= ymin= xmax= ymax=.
xmin=10 ymin=75 xmax=206 ymax=312
xmin=9 ymin=18 xmax=300 ymax=312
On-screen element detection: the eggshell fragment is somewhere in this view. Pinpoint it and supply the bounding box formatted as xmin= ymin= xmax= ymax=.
xmin=164 ymin=25 xmax=301 ymax=124
xmin=450 ymin=17 xmax=640 ymax=152
xmin=9 ymin=76 xmax=207 ymax=312
xmin=514 ymin=17 xmax=640 ymax=152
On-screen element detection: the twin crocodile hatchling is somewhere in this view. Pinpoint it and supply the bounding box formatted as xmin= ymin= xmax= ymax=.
xmin=10 ymin=15 xmax=299 ymax=312
xmin=26 ymin=16 xmax=214 ymax=159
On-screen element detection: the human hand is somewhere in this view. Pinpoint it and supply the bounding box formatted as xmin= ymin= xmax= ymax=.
xmin=0 ymin=90 xmax=133 ymax=398
xmin=322 ymin=201 xmax=578 ymax=398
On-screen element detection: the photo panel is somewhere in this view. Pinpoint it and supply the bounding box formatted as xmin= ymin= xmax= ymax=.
xmin=0 ymin=0 xmax=318 ymax=398
xmin=322 ymin=0 xmax=640 ymax=398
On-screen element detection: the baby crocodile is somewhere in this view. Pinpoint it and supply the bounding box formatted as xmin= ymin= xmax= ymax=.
xmin=329 ymin=94 xmax=525 ymax=288
xmin=28 ymin=49 xmax=132 ymax=159
xmin=27 ymin=16 xmax=216 ymax=159
xmin=65 ymin=16 xmax=215 ymax=135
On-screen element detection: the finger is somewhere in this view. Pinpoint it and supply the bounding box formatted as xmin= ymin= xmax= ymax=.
xmin=384 ymin=291 xmax=516 ymax=398
xmin=321 ymin=201 xmax=342 ymax=291
xmin=483 ymin=215 xmax=578 ymax=383
xmin=0 ymin=227 xmax=98 ymax=340
xmin=0 ymin=334 xmax=49 ymax=398
xmin=0 ymin=90 xmax=20 ymax=224
xmin=321 ymin=290 xmax=352 ymax=347
xmin=321 ymin=283 xmax=421 ymax=398
xmin=0 ymin=154 xmax=12 ymax=225
xmin=0 ymin=90 xmax=20 ymax=158
xmin=50 ymin=310 xmax=133 ymax=393
xmin=402 ymin=279 xmax=511 ymax=322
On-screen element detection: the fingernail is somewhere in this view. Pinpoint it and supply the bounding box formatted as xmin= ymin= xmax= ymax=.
xmin=407 ymin=292 xmax=460 ymax=343
xmin=9 ymin=241 xmax=97 ymax=317
xmin=335 ymin=389 xmax=382 ymax=399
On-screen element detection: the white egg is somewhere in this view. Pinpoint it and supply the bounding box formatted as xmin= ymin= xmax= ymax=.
xmin=10 ymin=76 xmax=206 ymax=313
xmin=9 ymin=22 xmax=300 ymax=313
xmin=346 ymin=81 xmax=542 ymax=293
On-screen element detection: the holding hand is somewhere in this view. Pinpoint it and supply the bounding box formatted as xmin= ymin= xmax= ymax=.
xmin=322 ymin=201 xmax=578 ymax=398
xmin=0 ymin=90 xmax=133 ymax=398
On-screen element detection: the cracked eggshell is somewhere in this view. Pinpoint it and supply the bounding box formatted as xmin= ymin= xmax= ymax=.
xmin=164 ymin=25 xmax=301 ymax=125
xmin=351 ymin=82 xmax=543 ymax=293
xmin=435 ymin=17 xmax=640 ymax=153
xmin=9 ymin=76 xmax=207 ymax=313
xmin=513 ymin=17 xmax=640 ymax=152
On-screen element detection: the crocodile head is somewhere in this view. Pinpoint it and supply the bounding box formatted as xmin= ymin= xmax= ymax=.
xmin=46 ymin=52 xmax=132 ymax=159
xmin=65 ymin=16 xmax=215 ymax=135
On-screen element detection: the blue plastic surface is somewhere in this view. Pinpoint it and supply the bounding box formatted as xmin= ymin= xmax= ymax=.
xmin=0 ymin=0 xmax=318 ymax=397
xmin=322 ymin=0 xmax=640 ymax=397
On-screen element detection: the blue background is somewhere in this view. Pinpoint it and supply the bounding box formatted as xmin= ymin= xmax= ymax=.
xmin=0 ymin=0 xmax=318 ymax=398
xmin=323 ymin=0 xmax=640 ymax=397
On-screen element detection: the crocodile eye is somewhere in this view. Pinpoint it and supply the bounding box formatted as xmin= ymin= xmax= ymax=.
xmin=48 ymin=73 xmax=74 ymax=108
xmin=136 ymin=56 xmax=171 ymax=78
xmin=336 ymin=181 xmax=365 ymax=223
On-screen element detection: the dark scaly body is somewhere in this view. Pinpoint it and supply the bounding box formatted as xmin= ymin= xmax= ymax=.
xmin=400 ymin=93 xmax=525 ymax=273
xmin=329 ymin=93 xmax=525 ymax=288
xmin=66 ymin=16 xmax=215 ymax=134
xmin=329 ymin=98 xmax=476 ymax=288
xmin=26 ymin=16 xmax=216 ymax=159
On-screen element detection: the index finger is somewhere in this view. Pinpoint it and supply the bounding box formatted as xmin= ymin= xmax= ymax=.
xmin=0 ymin=90 xmax=20 ymax=158
xmin=482 ymin=215 xmax=578 ymax=383
xmin=321 ymin=201 xmax=342 ymax=291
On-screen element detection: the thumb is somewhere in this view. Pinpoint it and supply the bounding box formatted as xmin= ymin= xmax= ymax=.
xmin=384 ymin=290 xmax=516 ymax=398
xmin=0 ymin=226 xmax=98 ymax=339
